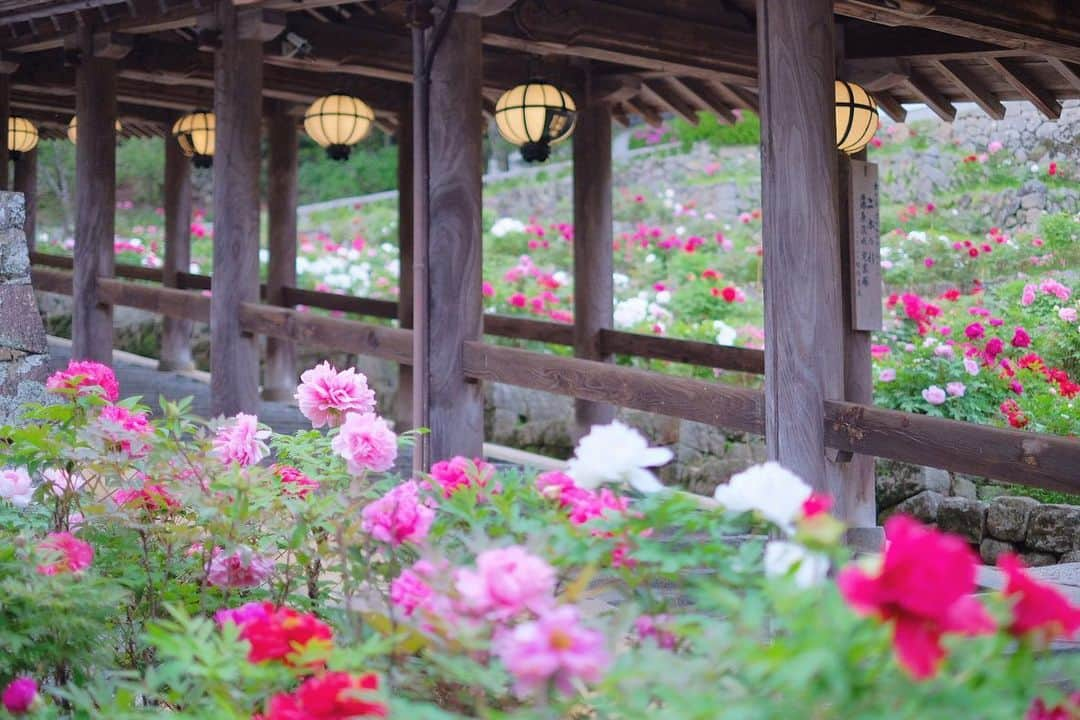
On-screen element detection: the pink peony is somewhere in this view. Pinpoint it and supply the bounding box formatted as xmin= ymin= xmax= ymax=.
xmin=2 ymin=677 xmax=38 ymax=715
xmin=1012 ymin=327 xmax=1032 ymax=348
xmin=878 ymin=368 xmax=896 ymax=383
xmin=921 ymin=386 xmax=947 ymax=406
xmin=97 ymin=404 xmax=153 ymax=457
xmin=945 ymin=382 xmax=966 ymax=398
xmin=454 ymin=546 xmax=556 ymax=621
xmin=361 ymin=480 xmax=435 ymax=546
xmin=207 ymin=547 xmax=274 ymax=589
xmin=274 ymin=465 xmax=320 ymax=499
xmin=214 ymin=413 xmax=270 ymax=467
xmin=36 ymin=531 xmax=94 ymax=576
xmin=634 ymin=614 xmax=678 ymax=650
xmin=1021 ymin=284 xmax=1038 ymax=306
xmin=963 ymin=357 xmax=980 ymax=376
xmin=1060 ymin=307 xmax=1078 ymax=323
xmin=295 ymin=362 xmax=376 ymax=429
xmin=332 ymin=412 xmax=398 ymax=474
xmin=390 ymin=560 xmax=440 ymax=617
xmin=999 ymin=554 xmax=1080 ymax=642
xmin=42 ymin=467 xmax=87 ymax=497
xmin=46 ymin=360 xmax=119 ymax=401
xmin=429 ymin=456 xmax=495 ymax=498
xmin=113 ymin=482 xmax=180 ymax=514
xmin=496 ymin=605 xmax=610 ymax=697
xmin=0 ymin=467 xmax=33 ymax=507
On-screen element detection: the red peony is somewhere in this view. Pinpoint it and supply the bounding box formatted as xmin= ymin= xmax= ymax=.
xmin=837 ymin=516 xmax=995 ymax=679
xmin=999 ymin=554 xmax=1080 ymax=642
xmin=221 ymin=601 xmax=334 ymax=665
xmin=1026 ymin=693 xmax=1080 ymax=720
xmin=266 ymin=672 xmax=387 ymax=719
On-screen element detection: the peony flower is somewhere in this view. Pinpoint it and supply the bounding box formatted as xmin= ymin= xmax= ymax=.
xmin=838 ymin=516 xmax=995 ymax=679
xmin=97 ymin=404 xmax=153 ymax=457
xmin=1022 ymin=284 xmax=1038 ymax=306
xmin=42 ymin=467 xmax=87 ymax=497
xmin=878 ymin=368 xmax=896 ymax=383
xmin=634 ymin=614 xmax=678 ymax=650
xmin=921 ymin=386 xmax=947 ymax=405
xmin=332 ymin=412 xmax=398 ymax=474
xmin=429 ymin=456 xmax=494 ymax=498
xmin=1012 ymin=326 xmax=1032 ymax=348
xmin=988 ymin=140 xmax=1003 ymax=154
xmin=0 ymin=467 xmax=33 ymax=507
xmin=713 ymin=462 xmax=812 ymax=534
xmin=945 ymin=382 xmax=966 ymax=398
xmin=496 ymin=605 xmax=610 ymax=697
xmin=764 ymin=541 xmax=830 ymax=588
xmin=113 ymin=482 xmax=180 ymax=514
xmin=964 ymin=322 xmax=985 ymax=340
xmin=1060 ymin=307 xmax=1078 ymax=323
xmin=217 ymin=601 xmax=334 ymax=665
xmin=274 ymin=465 xmax=320 ymax=499
xmin=361 ymin=480 xmax=435 ymax=546
xmin=295 ymin=362 xmax=376 ymax=429
xmin=963 ymin=357 xmax=980 ymax=376
xmin=36 ymin=531 xmax=94 ymax=576
xmin=998 ymin=554 xmax=1080 ymax=642
xmin=454 ymin=545 xmax=555 ymax=621
xmin=1026 ymin=693 xmax=1080 ymax=720
xmin=266 ymin=672 xmax=387 ymax=719
xmin=391 ymin=561 xmax=439 ymax=618
xmin=566 ymin=421 xmax=672 ymax=493
xmin=2 ymin=677 xmax=38 ymax=715
xmin=46 ymin=360 xmax=119 ymax=401
xmin=207 ymin=546 xmax=274 ymax=589
xmin=214 ymin=413 xmax=270 ymax=467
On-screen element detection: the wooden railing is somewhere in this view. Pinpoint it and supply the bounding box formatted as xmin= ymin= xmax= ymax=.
xmin=30 ymin=259 xmax=1080 ymax=495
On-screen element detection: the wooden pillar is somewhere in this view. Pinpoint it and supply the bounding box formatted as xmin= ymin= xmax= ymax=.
xmin=263 ymin=103 xmax=298 ymax=401
xmin=210 ymin=4 xmax=263 ymax=415
xmin=159 ymin=116 xmax=194 ymax=372
xmin=572 ymin=97 xmax=615 ymax=438
xmin=419 ymin=9 xmax=485 ymax=464
xmin=395 ymin=99 xmax=414 ymax=430
xmin=72 ymin=31 xmax=117 ymax=363
xmin=758 ymin=0 xmax=845 ymax=499
xmin=0 ymin=72 xmax=10 ymax=190
xmin=13 ymin=147 xmax=36 ymax=249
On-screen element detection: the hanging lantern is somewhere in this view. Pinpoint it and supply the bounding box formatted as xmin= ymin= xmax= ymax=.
xmin=303 ymin=94 xmax=374 ymax=161
xmin=494 ymin=80 xmax=576 ymax=163
xmin=7 ymin=117 xmax=38 ymax=160
xmin=172 ymin=112 xmax=215 ymax=168
xmin=66 ymin=116 xmax=123 ymax=144
xmin=835 ymin=80 xmax=880 ymax=154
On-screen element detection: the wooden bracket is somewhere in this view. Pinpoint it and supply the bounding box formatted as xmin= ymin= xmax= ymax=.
xmin=451 ymin=0 xmax=517 ymax=16
xmin=591 ymin=76 xmax=641 ymax=105
xmin=198 ymin=8 xmax=285 ymax=45
xmin=841 ymin=58 xmax=910 ymax=91
xmin=93 ymin=32 xmax=134 ymax=60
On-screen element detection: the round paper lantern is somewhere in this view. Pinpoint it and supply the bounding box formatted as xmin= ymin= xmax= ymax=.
xmin=835 ymin=80 xmax=880 ymax=154
xmin=67 ymin=116 xmax=123 ymax=144
xmin=494 ymin=81 xmax=576 ymax=163
xmin=172 ymin=112 xmax=215 ymax=168
xmin=7 ymin=117 xmax=38 ymax=158
xmin=303 ymin=94 xmax=374 ymax=161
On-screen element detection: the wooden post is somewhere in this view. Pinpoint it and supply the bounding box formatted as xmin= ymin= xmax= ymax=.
xmin=572 ymin=95 xmax=615 ymax=438
xmin=13 ymin=147 xmax=36 ymax=249
xmin=758 ymin=0 xmax=846 ymax=499
xmin=419 ymin=8 xmax=485 ymax=464
xmin=210 ymin=4 xmax=263 ymax=415
xmin=0 ymin=72 xmax=9 ymax=190
xmin=159 ymin=115 xmax=194 ymax=371
xmin=395 ymin=99 xmax=415 ymax=430
xmin=72 ymin=30 xmax=118 ymax=363
xmin=263 ymin=103 xmax=298 ymax=401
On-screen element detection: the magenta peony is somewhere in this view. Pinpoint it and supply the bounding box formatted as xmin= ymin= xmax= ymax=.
xmin=46 ymin=359 xmax=119 ymax=401
xmin=361 ymin=480 xmax=435 ymax=546
xmin=2 ymin=677 xmax=38 ymax=715
xmin=36 ymin=531 xmax=94 ymax=576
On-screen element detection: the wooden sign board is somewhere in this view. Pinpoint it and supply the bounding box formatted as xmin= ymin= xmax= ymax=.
xmin=848 ymin=160 xmax=882 ymax=331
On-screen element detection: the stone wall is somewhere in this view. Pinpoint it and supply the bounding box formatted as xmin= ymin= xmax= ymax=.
xmin=0 ymin=191 xmax=50 ymax=425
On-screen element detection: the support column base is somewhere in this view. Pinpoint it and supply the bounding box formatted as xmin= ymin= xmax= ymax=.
xmin=261 ymin=387 xmax=295 ymax=402
xmin=157 ymin=359 xmax=195 ymax=373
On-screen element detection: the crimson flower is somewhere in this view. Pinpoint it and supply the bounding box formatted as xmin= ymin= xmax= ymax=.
xmin=266 ymin=672 xmax=387 ymax=719
xmin=999 ymin=554 xmax=1080 ymax=643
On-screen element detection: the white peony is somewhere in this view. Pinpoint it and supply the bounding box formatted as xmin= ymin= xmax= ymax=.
xmin=491 ymin=217 xmax=526 ymax=238
xmin=567 ymin=421 xmax=673 ymax=494
xmin=764 ymin=541 xmax=830 ymax=588
xmin=714 ymin=320 xmax=737 ymax=346
xmin=0 ymin=467 xmax=34 ymax=508
xmin=712 ymin=462 xmax=812 ymax=533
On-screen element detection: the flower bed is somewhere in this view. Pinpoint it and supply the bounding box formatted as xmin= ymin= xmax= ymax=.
xmin=1 ymin=359 xmax=1078 ymax=718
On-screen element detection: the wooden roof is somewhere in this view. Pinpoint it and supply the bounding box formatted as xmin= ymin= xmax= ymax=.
xmin=2 ymin=0 xmax=1079 ymax=137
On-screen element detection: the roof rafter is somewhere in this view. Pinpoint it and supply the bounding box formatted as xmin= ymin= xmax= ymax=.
xmin=933 ymin=59 xmax=1004 ymax=120
xmin=985 ymin=56 xmax=1061 ymax=119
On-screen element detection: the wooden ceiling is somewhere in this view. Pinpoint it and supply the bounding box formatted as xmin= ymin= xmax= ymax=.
xmin=1 ymin=0 xmax=1080 ymax=139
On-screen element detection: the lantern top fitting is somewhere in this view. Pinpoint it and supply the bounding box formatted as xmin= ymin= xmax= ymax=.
xmin=494 ymin=80 xmax=577 ymax=163
xmin=304 ymin=94 xmax=374 ymax=161
xmin=835 ymin=80 xmax=880 ymax=155
xmin=67 ymin=116 xmax=123 ymax=144
xmin=7 ymin=117 xmax=39 ymax=159
xmin=172 ymin=112 xmax=216 ymax=168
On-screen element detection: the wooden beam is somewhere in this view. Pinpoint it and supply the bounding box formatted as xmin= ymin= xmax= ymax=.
xmin=12 ymin=146 xmax=35 ymax=248
xmin=758 ymin=0 xmax=846 ymax=498
xmin=716 ymin=82 xmax=760 ymax=114
xmin=262 ymin=102 xmax=298 ymax=401
xmin=640 ymin=79 xmax=699 ymax=125
xmin=572 ymin=94 xmax=615 ymax=438
xmin=0 ymin=71 xmax=9 ymax=189
xmin=933 ymin=59 xmax=1005 ymax=120
xmin=903 ymin=69 xmax=956 ymax=121
xmin=159 ymin=113 xmax=194 ymax=372
xmin=871 ymin=90 xmax=907 ymax=122
xmin=623 ymin=97 xmax=664 ymax=127
xmin=72 ymin=27 xmax=116 ymax=363
xmin=1046 ymin=57 xmax=1080 ymax=93
xmin=667 ymin=77 xmax=737 ymax=123
xmin=985 ymin=56 xmax=1061 ymax=120
xmin=210 ymin=0 xmax=263 ymax=416
xmin=395 ymin=98 xmax=414 ymax=430
xmin=598 ymin=331 xmax=765 ymax=375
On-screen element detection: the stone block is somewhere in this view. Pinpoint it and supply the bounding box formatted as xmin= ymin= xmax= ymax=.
xmin=0 ymin=284 xmax=47 ymax=353
xmin=0 ymin=191 xmax=25 ymax=231
xmin=880 ymin=490 xmax=944 ymax=526
xmin=1061 ymin=550 xmax=1080 ymax=564
xmin=986 ymin=495 xmax=1039 ymax=543
xmin=979 ymin=537 xmax=1018 ymax=565
xmin=1025 ymin=505 xmax=1080 ymax=554
xmin=950 ymin=474 xmax=979 ymax=500
xmin=875 ymin=461 xmax=949 ymax=509
xmin=0 ymin=228 xmax=30 ymax=284
xmin=1018 ymin=551 xmax=1059 ymax=568
xmin=936 ymin=496 xmax=986 ymax=545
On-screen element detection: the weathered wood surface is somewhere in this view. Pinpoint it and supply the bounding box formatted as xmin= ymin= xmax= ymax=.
xmin=98 ymin=277 xmax=210 ymax=323
xmin=598 ymin=330 xmax=765 ymax=374
xmin=572 ymin=95 xmax=616 ymax=436
xmin=484 ymin=314 xmax=575 ymax=345
xmin=758 ymin=0 xmax=846 ymax=497
xmin=463 ymin=342 xmax=766 ymax=434
xmin=423 ymin=10 xmax=485 ymax=463
xmin=395 ymin=104 xmax=414 ymax=429
xmin=0 ymin=72 xmax=9 ymax=189
xmin=159 ymin=115 xmax=194 ymax=372
xmin=12 ymin=146 xmax=36 ymax=248
xmin=31 ymin=267 xmax=72 ymax=294
xmin=210 ymin=2 xmax=263 ymax=416
xmin=263 ymin=104 xmax=299 ymax=401
xmin=281 ymin=287 xmax=396 ymax=318
xmin=72 ymin=30 xmax=117 ymax=363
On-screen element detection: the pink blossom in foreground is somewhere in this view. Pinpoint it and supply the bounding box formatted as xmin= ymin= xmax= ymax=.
xmin=878 ymin=369 xmax=896 ymax=383
xmin=332 ymin=412 xmax=398 ymax=474
xmin=43 ymin=467 xmax=87 ymax=497
xmin=0 ymin=467 xmax=33 ymax=507
xmin=391 ymin=560 xmax=442 ymax=618
xmin=921 ymin=386 xmax=947 ymax=406
xmin=1026 ymin=693 xmax=1080 ymax=720
xmin=428 ymin=456 xmax=495 ymax=498
xmin=1011 ymin=327 xmax=1032 ymax=348
xmin=113 ymin=483 xmax=180 ymax=514
xmin=97 ymin=404 xmax=153 ymax=457
xmin=361 ymin=480 xmax=435 ymax=546
xmin=207 ymin=547 xmax=274 ymax=589
xmin=36 ymin=531 xmax=94 ymax=576
xmin=274 ymin=465 xmax=320 ymax=499
xmin=214 ymin=413 xmax=270 ymax=467
xmin=497 ymin=605 xmax=610 ymax=697
xmin=295 ymin=362 xmax=376 ymax=429
xmin=46 ymin=360 xmax=120 ymax=401
xmin=635 ymin=614 xmax=678 ymax=650
xmin=1060 ymin=308 xmax=1078 ymax=323
xmin=455 ymin=546 xmax=555 ymax=621
xmin=2 ymin=677 xmax=38 ymax=715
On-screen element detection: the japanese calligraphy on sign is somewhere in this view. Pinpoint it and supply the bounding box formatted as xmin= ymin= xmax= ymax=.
xmin=848 ymin=160 xmax=882 ymax=331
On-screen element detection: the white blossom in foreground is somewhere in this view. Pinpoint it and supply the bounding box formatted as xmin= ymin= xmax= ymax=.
xmin=712 ymin=462 xmax=812 ymax=533
xmin=764 ymin=541 xmax=830 ymax=588
xmin=567 ymin=421 xmax=673 ymax=494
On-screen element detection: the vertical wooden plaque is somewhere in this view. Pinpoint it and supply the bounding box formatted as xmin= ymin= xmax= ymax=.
xmin=848 ymin=160 xmax=882 ymax=332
